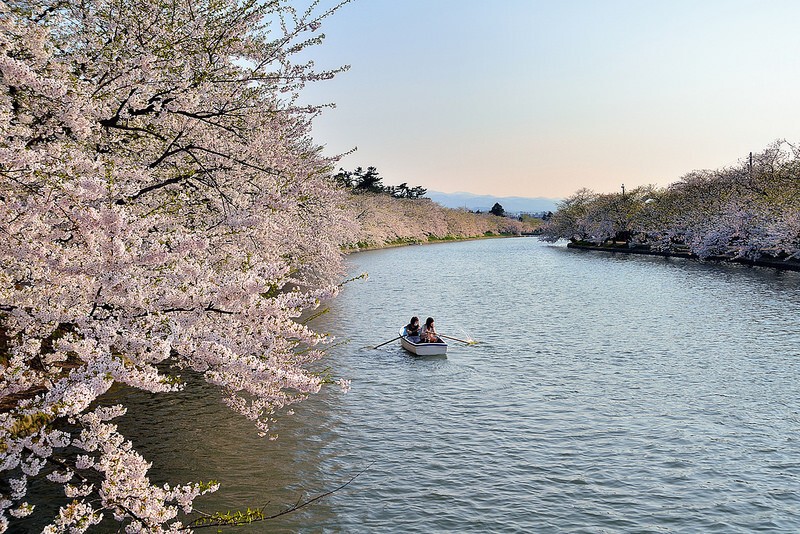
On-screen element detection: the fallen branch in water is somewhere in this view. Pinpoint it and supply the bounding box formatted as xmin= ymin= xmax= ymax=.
xmin=184 ymin=462 xmax=374 ymax=530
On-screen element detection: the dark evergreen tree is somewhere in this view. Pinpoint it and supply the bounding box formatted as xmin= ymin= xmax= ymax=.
xmin=335 ymin=166 xmax=427 ymax=198
xmin=407 ymin=185 xmax=427 ymax=199
xmin=333 ymin=168 xmax=355 ymax=189
xmin=353 ymin=166 xmax=385 ymax=193
xmin=490 ymin=202 xmax=506 ymax=217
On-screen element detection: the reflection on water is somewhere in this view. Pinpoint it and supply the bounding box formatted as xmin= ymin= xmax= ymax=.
xmin=20 ymin=239 xmax=800 ymax=532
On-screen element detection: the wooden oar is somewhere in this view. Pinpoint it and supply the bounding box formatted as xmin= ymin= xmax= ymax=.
xmin=440 ymin=334 xmax=477 ymax=345
xmin=373 ymin=336 xmax=401 ymax=349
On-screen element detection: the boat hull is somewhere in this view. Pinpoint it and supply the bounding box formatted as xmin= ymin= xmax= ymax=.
xmin=400 ymin=335 xmax=448 ymax=356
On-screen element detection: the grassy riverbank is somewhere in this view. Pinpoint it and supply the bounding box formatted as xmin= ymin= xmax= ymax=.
xmin=342 ymin=192 xmax=539 ymax=251
xmin=344 ymin=232 xmax=523 ymax=253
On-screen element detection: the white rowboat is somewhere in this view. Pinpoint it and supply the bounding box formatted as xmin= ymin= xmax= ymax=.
xmin=399 ymin=333 xmax=448 ymax=356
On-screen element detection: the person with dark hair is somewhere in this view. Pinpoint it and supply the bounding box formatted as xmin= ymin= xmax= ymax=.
xmin=403 ymin=316 xmax=420 ymax=338
xmin=419 ymin=317 xmax=441 ymax=343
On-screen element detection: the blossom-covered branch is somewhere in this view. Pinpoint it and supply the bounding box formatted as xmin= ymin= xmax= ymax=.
xmin=0 ymin=0 xmax=353 ymax=531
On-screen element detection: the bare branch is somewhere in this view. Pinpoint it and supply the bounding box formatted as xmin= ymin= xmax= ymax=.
xmin=184 ymin=463 xmax=373 ymax=530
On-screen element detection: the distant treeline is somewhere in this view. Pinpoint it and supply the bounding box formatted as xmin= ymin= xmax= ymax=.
xmin=540 ymin=140 xmax=800 ymax=263
xmin=345 ymin=194 xmax=539 ymax=249
xmin=334 ymin=166 xmax=428 ymax=199
xmin=334 ymin=167 xmax=539 ymax=248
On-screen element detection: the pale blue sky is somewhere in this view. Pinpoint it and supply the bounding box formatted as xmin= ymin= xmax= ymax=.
xmin=301 ymin=0 xmax=800 ymax=198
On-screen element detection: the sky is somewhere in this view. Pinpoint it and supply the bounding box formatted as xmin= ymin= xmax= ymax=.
xmin=299 ymin=0 xmax=800 ymax=199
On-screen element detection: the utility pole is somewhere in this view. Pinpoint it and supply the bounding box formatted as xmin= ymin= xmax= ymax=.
xmin=621 ymin=183 xmax=625 ymax=196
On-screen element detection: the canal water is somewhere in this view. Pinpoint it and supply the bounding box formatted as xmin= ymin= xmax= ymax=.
xmin=22 ymin=238 xmax=800 ymax=532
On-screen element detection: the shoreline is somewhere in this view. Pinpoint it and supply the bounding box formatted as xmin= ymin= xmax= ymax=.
xmin=566 ymin=242 xmax=800 ymax=272
xmin=343 ymin=233 xmax=523 ymax=254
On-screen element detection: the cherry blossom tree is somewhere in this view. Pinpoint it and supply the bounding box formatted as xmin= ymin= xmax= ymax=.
xmin=0 ymin=0 xmax=353 ymax=531
xmin=540 ymin=142 xmax=800 ymax=265
xmin=538 ymin=188 xmax=598 ymax=243
xmin=343 ymin=193 xmax=529 ymax=249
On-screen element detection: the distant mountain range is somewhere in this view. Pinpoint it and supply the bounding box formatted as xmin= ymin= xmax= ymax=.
xmin=425 ymin=191 xmax=559 ymax=214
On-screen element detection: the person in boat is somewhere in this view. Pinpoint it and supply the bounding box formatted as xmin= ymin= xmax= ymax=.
xmin=419 ymin=317 xmax=441 ymax=343
xmin=403 ymin=316 xmax=420 ymax=338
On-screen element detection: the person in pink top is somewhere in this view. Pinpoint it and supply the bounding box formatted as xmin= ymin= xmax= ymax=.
xmin=419 ymin=317 xmax=441 ymax=343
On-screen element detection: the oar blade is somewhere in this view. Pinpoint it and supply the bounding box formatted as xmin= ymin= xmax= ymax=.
xmin=440 ymin=334 xmax=477 ymax=345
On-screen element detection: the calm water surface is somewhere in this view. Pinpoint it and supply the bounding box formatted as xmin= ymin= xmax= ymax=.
xmin=26 ymin=238 xmax=800 ymax=532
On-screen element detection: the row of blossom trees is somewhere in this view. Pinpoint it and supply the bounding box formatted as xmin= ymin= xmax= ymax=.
xmin=540 ymin=141 xmax=800 ymax=263
xmin=0 ymin=0 xmax=356 ymax=531
xmin=344 ymin=193 xmax=531 ymax=249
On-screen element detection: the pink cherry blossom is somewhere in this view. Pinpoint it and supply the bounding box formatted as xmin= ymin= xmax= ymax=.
xmin=1 ymin=0 xmax=353 ymax=530
xmin=541 ymin=141 xmax=800 ymax=265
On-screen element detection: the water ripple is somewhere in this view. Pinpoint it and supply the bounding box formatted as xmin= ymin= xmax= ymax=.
xmin=48 ymin=238 xmax=800 ymax=533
